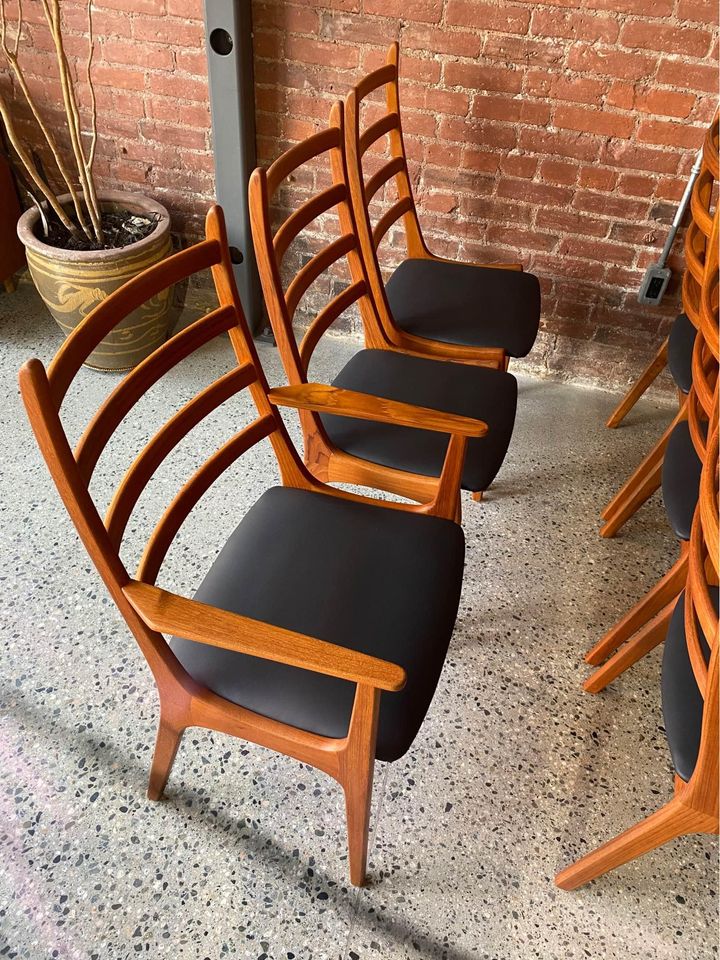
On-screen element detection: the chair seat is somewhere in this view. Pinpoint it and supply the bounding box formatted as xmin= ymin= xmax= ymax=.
xmin=661 ymin=420 xmax=702 ymax=541
xmin=171 ymin=487 xmax=465 ymax=763
xmin=662 ymin=588 xmax=715 ymax=783
xmin=385 ymin=258 xmax=541 ymax=359
xmin=667 ymin=313 xmax=696 ymax=395
xmin=320 ymin=349 xmax=517 ymax=493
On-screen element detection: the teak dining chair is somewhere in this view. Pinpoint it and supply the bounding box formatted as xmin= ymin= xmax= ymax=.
xmin=343 ymin=42 xmax=541 ymax=373
xmin=20 ymin=206 xmax=487 ymax=886
xmin=249 ymin=102 xmax=518 ymax=508
xmin=584 ymin=206 xmax=719 ymax=691
xmin=600 ymin=115 xmax=718 ymax=538
xmin=556 ymin=419 xmax=719 ymax=889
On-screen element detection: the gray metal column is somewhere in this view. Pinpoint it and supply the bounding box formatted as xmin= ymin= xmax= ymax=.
xmin=204 ymin=0 xmax=264 ymax=334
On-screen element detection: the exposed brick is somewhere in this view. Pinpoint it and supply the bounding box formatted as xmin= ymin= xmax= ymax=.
xmin=9 ymin=0 xmax=715 ymax=393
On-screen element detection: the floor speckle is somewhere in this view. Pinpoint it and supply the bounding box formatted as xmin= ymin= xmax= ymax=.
xmin=1 ymin=284 xmax=716 ymax=959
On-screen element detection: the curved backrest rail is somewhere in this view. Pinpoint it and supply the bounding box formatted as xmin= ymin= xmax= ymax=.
xmin=266 ymin=128 xmax=341 ymax=195
xmin=75 ymin=305 xmax=238 ymax=485
xmin=105 ymin=363 xmax=257 ymax=549
xmin=274 ymin=184 xmax=347 ymax=263
xmin=364 ymin=157 xmax=405 ymax=206
xmin=299 ymin=279 xmax=367 ymax=370
xmin=285 ymin=233 xmax=356 ymax=321
xmin=137 ymin=414 xmax=276 ymax=586
xmin=690 ymin=166 xmax=715 ymax=239
xmin=359 ymin=112 xmax=400 ymax=157
xmin=372 ymin=196 xmax=414 ymax=250
xmin=699 ymin=429 xmax=719 ymax=566
xmin=685 ymin=221 xmax=707 ymax=288
xmin=47 ymin=240 xmax=222 ymax=408
xmin=354 ymin=63 xmax=396 ymax=102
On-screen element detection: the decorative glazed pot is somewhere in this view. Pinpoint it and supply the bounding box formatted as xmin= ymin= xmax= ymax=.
xmin=17 ymin=190 xmax=173 ymax=371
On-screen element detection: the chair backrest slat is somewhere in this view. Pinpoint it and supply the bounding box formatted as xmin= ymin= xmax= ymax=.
xmin=372 ymin=196 xmax=414 ymax=251
xmin=137 ymin=413 xmax=276 ymax=586
xmin=266 ymin=128 xmax=340 ymax=194
xmin=47 ymin=240 xmax=222 ymax=408
xmin=75 ymin=304 xmax=238 ymax=485
xmin=105 ymin=362 xmax=257 ymax=549
xmin=286 ymin=233 xmax=356 ymax=321
xmin=354 ymin=63 xmax=396 ymax=101
xmin=359 ymin=112 xmax=400 ymax=157
xmin=299 ymin=279 xmax=366 ymax=370
xmin=274 ymin=183 xmax=347 ymax=263
xmin=364 ymin=156 xmax=405 ymax=206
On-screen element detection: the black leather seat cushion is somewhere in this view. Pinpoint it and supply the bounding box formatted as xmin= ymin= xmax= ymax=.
xmin=384 ymin=258 xmax=541 ymax=359
xmin=320 ymin=349 xmax=517 ymax=493
xmin=667 ymin=312 xmax=696 ymax=395
xmin=661 ymin=420 xmax=702 ymax=541
xmin=662 ymin=588 xmax=715 ymax=783
xmin=171 ymin=487 xmax=465 ymax=763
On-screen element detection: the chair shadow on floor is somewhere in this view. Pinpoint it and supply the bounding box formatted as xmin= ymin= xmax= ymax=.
xmin=1 ymin=679 xmax=480 ymax=960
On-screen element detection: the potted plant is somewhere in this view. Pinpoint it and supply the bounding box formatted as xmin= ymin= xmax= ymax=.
xmin=0 ymin=0 xmax=173 ymax=371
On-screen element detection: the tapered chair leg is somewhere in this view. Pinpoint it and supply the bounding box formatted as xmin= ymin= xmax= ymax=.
xmin=585 ymin=547 xmax=688 ymax=665
xmin=601 ymin=403 xmax=687 ymax=525
xmin=471 ymin=490 xmax=483 ymax=502
xmin=583 ymin=601 xmax=675 ymax=693
xmin=339 ymin=684 xmax=380 ymax=887
xmin=148 ymin=714 xmax=185 ymax=801
xmin=555 ymin=796 xmax=714 ymax=890
xmin=600 ymin=458 xmax=663 ymax=538
xmin=605 ymin=339 xmax=668 ymax=429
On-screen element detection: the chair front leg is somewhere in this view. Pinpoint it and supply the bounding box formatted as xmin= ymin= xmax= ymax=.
xmin=148 ymin=707 xmax=187 ymax=801
xmin=338 ymin=683 xmax=381 ymax=887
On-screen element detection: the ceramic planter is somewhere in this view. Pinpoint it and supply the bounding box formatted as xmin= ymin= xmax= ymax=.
xmin=17 ymin=190 xmax=173 ymax=371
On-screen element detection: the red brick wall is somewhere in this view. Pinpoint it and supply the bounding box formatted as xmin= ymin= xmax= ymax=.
xmin=3 ymin=0 xmax=718 ymax=388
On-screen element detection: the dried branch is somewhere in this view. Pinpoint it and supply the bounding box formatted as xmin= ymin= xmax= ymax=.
xmin=0 ymin=0 xmax=93 ymax=239
xmin=85 ymin=0 xmax=98 ymax=170
xmin=43 ymin=0 xmax=104 ymax=243
xmin=0 ymin=89 xmax=79 ymax=235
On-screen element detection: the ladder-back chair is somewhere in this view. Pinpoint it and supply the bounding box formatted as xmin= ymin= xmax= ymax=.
xmin=343 ymin=42 xmax=541 ymax=373
xmin=249 ymin=102 xmax=518 ymax=507
xmin=556 ymin=417 xmax=719 ymax=888
xmin=584 ymin=206 xmax=719 ymax=690
xmin=601 ymin=115 xmax=718 ymax=536
xmin=19 ymin=206 xmax=487 ymax=886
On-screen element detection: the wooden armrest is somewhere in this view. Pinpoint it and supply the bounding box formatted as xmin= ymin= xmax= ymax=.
xmin=123 ymin=580 xmax=406 ymax=692
xmin=269 ymin=383 xmax=488 ymax=438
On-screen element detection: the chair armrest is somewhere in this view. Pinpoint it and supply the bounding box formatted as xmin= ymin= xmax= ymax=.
xmin=268 ymin=383 xmax=487 ymax=438
xmin=123 ymin=580 xmax=406 ymax=692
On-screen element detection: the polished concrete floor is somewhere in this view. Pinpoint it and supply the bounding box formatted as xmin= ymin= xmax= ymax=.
xmin=1 ymin=284 xmax=717 ymax=960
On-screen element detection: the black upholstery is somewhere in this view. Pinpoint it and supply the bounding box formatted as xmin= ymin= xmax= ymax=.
xmin=384 ymin=258 xmax=541 ymax=359
xmin=662 ymin=420 xmax=702 ymax=541
xmin=661 ymin=588 xmax=716 ymax=783
xmin=667 ymin=312 xmax=696 ymax=395
xmin=320 ymin=349 xmax=517 ymax=493
xmin=171 ymin=487 xmax=465 ymax=763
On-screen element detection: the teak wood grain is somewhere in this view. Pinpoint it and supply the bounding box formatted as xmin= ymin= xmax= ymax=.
xmin=19 ymin=205 xmax=469 ymax=887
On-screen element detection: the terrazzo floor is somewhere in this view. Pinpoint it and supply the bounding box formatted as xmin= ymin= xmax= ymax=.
xmin=1 ymin=283 xmax=717 ymax=960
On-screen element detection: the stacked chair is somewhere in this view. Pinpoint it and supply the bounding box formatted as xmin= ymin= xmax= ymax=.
xmin=600 ymin=114 xmax=718 ymax=538
xmin=585 ymin=118 xmax=719 ymax=691
xmin=556 ymin=205 xmax=720 ymax=887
